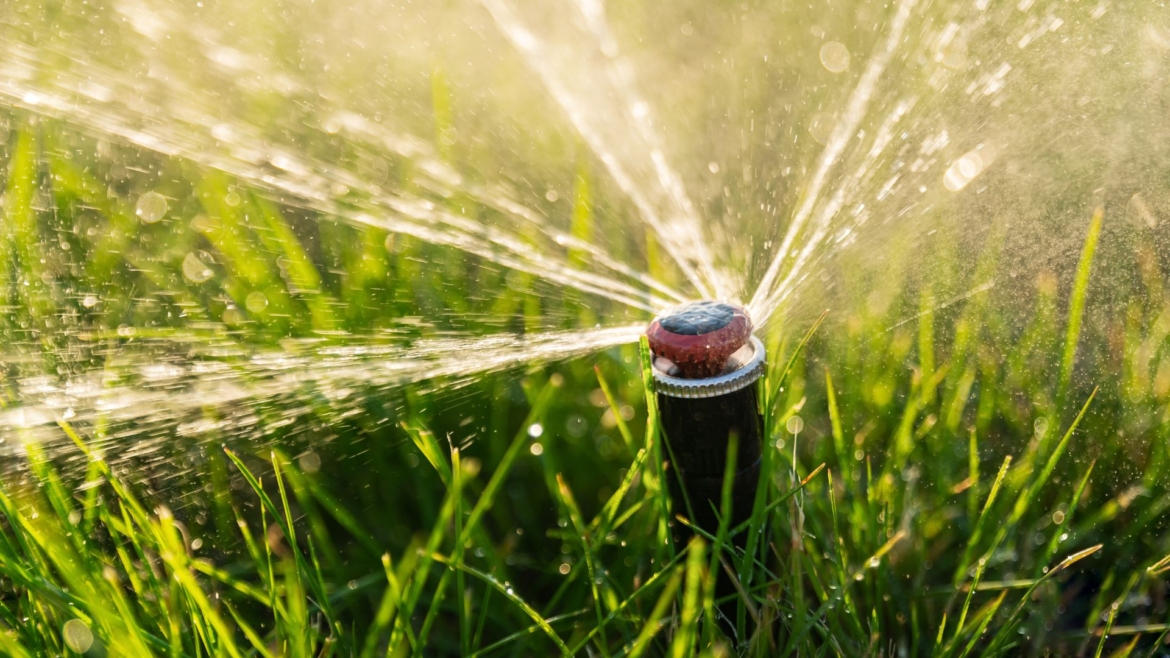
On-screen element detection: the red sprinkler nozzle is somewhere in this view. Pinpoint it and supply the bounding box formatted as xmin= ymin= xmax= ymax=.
xmin=645 ymin=301 xmax=752 ymax=378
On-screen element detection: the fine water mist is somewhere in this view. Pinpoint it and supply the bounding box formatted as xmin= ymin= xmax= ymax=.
xmin=1 ymin=0 xmax=1170 ymax=475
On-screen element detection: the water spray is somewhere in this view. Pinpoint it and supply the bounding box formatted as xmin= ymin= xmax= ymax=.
xmin=646 ymin=301 xmax=765 ymax=550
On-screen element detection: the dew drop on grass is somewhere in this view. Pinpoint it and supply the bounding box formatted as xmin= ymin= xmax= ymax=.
xmin=529 ymin=442 xmax=543 ymax=456
xmin=527 ymin=423 xmax=543 ymax=438
xmin=135 ymin=191 xmax=168 ymax=223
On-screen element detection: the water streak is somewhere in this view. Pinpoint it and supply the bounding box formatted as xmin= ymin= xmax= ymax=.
xmin=117 ymin=0 xmax=688 ymax=303
xmin=748 ymin=0 xmax=918 ymax=325
xmin=0 ymin=44 xmax=673 ymax=313
xmin=1 ymin=325 xmax=643 ymax=457
xmin=479 ymin=0 xmax=734 ymax=300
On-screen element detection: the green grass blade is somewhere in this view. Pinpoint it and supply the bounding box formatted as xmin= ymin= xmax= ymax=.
xmin=671 ymin=537 xmax=706 ymax=658
xmin=626 ymin=568 xmax=682 ymax=658
xmin=1057 ymin=207 xmax=1103 ymax=410
xmin=953 ymin=455 xmax=1011 ymax=587
xmin=595 ymin=365 xmax=635 ymax=451
xmin=1036 ymin=460 xmax=1095 ymax=576
xmin=430 ymin=554 xmax=572 ymax=655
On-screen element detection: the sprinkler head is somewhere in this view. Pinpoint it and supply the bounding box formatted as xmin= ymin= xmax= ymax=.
xmin=646 ymin=300 xmax=753 ymax=378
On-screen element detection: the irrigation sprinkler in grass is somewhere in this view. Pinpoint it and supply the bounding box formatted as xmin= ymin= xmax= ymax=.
xmin=645 ymin=300 xmax=765 ymax=552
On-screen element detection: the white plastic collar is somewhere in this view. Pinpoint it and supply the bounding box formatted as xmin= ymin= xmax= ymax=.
xmin=651 ymin=336 xmax=766 ymax=399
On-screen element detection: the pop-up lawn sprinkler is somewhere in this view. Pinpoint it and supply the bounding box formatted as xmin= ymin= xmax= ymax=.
xmin=646 ymin=301 xmax=765 ymax=550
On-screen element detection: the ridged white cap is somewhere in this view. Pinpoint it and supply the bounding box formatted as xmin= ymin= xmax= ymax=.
xmin=651 ymin=336 xmax=766 ymax=399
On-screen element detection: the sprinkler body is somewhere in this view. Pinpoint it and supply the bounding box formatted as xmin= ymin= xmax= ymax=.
xmin=647 ymin=301 xmax=764 ymax=549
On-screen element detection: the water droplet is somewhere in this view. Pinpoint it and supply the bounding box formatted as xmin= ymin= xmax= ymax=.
xmin=298 ymin=451 xmax=322 ymax=474
xmin=820 ymin=41 xmax=851 ymax=73
xmin=529 ymin=442 xmax=543 ymax=456
xmin=566 ymin=414 xmax=588 ymax=438
xmin=527 ymin=423 xmax=543 ymax=438
xmin=245 ymin=291 xmax=269 ymax=314
xmin=182 ymin=252 xmax=214 ymax=283
xmin=943 ymin=149 xmax=989 ymax=192
xmin=63 ymin=620 xmax=93 ymax=653
xmin=809 ymin=112 xmax=835 ymax=145
xmin=1034 ymin=416 xmax=1050 ymax=438
xmin=136 ymin=191 xmax=168 ymax=224
xmin=786 ymin=415 xmax=805 ymax=435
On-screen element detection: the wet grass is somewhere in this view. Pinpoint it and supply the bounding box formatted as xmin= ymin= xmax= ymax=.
xmin=1 ymin=114 xmax=1170 ymax=658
